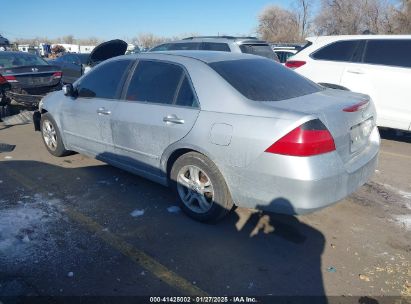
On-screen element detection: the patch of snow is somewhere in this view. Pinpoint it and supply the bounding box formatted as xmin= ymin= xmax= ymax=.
xmin=167 ymin=206 xmax=181 ymax=213
xmin=130 ymin=209 xmax=145 ymax=217
xmin=0 ymin=194 xmax=62 ymax=263
xmin=4 ymin=155 xmax=13 ymax=159
xmin=395 ymin=215 xmax=411 ymax=231
xmin=383 ymin=184 xmax=411 ymax=203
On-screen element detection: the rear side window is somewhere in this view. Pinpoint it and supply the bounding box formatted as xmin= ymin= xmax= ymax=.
xmin=201 ymin=42 xmax=230 ymax=52
xmin=210 ymin=59 xmax=321 ymax=101
xmin=364 ymin=39 xmax=411 ymax=68
xmin=239 ymin=44 xmax=278 ymax=61
xmin=77 ymin=59 xmax=132 ymax=99
xmin=312 ymin=40 xmax=360 ymax=62
xmin=126 ymin=60 xmax=183 ymax=104
xmin=175 ymin=76 xmax=198 ymax=107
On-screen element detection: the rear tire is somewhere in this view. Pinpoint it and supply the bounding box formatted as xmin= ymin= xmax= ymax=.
xmin=170 ymin=152 xmax=233 ymax=223
xmin=40 ymin=113 xmax=70 ymax=157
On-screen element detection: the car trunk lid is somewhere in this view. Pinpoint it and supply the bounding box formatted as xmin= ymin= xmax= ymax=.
xmin=87 ymin=39 xmax=128 ymax=66
xmin=263 ymin=89 xmax=377 ymax=164
xmin=0 ymin=65 xmax=61 ymax=88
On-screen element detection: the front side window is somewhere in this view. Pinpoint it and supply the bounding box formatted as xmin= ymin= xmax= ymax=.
xmin=150 ymin=44 xmax=170 ymax=51
xmin=363 ymin=39 xmax=411 ymax=68
xmin=201 ymin=43 xmax=230 ymax=52
xmin=210 ymin=58 xmax=321 ymax=101
xmin=312 ymin=40 xmax=360 ymax=62
xmin=76 ymin=59 xmax=132 ymax=99
xmin=167 ymin=43 xmax=201 ymax=51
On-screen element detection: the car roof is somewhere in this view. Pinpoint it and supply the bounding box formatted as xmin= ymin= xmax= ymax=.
xmin=158 ymin=37 xmax=269 ymax=45
xmin=124 ymin=50 xmax=264 ymax=64
xmin=306 ymin=34 xmax=411 ymax=44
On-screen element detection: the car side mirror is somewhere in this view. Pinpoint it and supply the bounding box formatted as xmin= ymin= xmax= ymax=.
xmin=62 ymin=84 xmax=75 ymax=97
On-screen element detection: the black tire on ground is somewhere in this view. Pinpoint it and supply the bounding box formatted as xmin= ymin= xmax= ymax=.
xmin=40 ymin=113 xmax=70 ymax=157
xmin=170 ymin=152 xmax=234 ymax=223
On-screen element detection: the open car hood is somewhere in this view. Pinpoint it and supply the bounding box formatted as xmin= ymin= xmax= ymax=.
xmin=88 ymin=39 xmax=127 ymax=66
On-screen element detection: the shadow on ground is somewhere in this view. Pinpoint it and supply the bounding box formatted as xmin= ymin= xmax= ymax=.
xmin=1 ymin=159 xmax=326 ymax=299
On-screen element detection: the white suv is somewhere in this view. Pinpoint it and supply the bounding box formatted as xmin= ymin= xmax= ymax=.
xmin=287 ymin=35 xmax=411 ymax=132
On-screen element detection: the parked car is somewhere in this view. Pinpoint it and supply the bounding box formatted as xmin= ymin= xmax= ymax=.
xmin=0 ymin=51 xmax=62 ymax=108
xmin=35 ymin=51 xmax=379 ymax=222
xmin=272 ymin=46 xmax=298 ymax=63
xmin=50 ymin=39 xmax=128 ymax=84
xmin=150 ymin=36 xmax=280 ymax=61
xmin=286 ymin=35 xmax=411 ymax=132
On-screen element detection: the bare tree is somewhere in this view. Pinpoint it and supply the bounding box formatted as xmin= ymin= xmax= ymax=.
xmin=257 ymin=5 xmax=300 ymax=42
xmin=131 ymin=33 xmax=170 ymax=50
xmin=393 ymin=0 xmax=411 ymax=33
xmin=314 ymin=0 xmax=398 ymax=35
xmin=293 ymin=0 xmax=313 ymax=39
xmin=62 ymin=35 xmax=74 ymax=44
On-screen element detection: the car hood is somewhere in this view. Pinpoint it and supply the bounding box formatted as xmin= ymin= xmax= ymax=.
xmin=88 ymin=39 xmax=127 ymax=66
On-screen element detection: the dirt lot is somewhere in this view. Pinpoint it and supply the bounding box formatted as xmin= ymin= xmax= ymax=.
xmin=0 ymin=123 xmax=410 ymax=300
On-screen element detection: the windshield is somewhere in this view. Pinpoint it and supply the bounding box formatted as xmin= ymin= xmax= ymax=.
xmin=239 ymin=44 xmax=279 ymax=61
xmin=209 ymin=58 xmax=322 ymax=101
xmin=0 ymin=52 xmax=49 ymax=69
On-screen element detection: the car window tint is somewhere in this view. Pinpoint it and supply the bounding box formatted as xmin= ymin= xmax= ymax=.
xmin=201 ymin=43 xmax=230 ymax=52
xmin=77 ymin=60 xmax=132 ymax=99
xmin=312 ymin=40 xmax=359 ymax=62
xmin=210 ymin=58 xmax=321 ymax=101
xmin=239 ymin=44 xmax=278 ymax=61
xmin=167 ymin=43 xmax=201 ymax=50
xmin=126 ymin=60 xmax=183 ymax=104
xmin=364 ymin=39 xmax=411 ymax=68
xmin=175 ymin=76 xmax=198 ymax=107
xmin=151 ymin=44 xmax=170 ymax=51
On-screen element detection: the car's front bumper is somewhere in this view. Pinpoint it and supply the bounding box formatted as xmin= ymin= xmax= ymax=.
xmin=224 ymin=127 xmax=380 ymax=215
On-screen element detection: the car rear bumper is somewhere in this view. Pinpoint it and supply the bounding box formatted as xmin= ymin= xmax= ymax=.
xmin=6 ymin=84 xmax=61 ymax=108
xmin=224 ymin=127 xmax=380 ymax=214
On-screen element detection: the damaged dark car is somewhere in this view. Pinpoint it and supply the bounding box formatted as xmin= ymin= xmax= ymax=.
xmin=0 ymin=51 xmax=62 ymax=109
xmin=50 ymin=39 xmax=128 ymax=84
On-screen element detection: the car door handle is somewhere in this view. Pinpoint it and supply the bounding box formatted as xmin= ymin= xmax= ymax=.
xmin=347 ymin=69 xmax=365 ymax=75
xmin=163 ymin=115 xmax=184 ymax=124
xmin=97 ymin=107 xmax=111 ymax=115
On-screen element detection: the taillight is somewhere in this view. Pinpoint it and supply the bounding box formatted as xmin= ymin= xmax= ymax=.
xmin=343 ymin=99 xmax=369 ymax=112
xmin=265 ymin=119 xmax=336 ymax=156
xmin=285 ymin=60 xmax=306 ymax=69
xmin=0 ymin=74 xmax=7 ymax=84
xmin=4 ymin=75 xmax=18 ymax=83
xmin=52 ymin=71 xmax=62 ymax=79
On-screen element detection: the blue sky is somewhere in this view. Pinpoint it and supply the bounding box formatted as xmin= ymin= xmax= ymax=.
xmin=1 ymin=0 xmax=306 ymax=41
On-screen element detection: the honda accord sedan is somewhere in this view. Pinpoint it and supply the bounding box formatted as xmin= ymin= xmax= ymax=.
xmin=35 ymin=51 xmax=380 ymax=222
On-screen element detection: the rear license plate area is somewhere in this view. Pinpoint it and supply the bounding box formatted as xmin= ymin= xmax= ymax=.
xmin=350 ymin=117 xmax=373 ymax=153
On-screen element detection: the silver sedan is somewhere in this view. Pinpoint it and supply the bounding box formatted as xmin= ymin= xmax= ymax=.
xmin=36 ymin=51 xmax=380 ymax=222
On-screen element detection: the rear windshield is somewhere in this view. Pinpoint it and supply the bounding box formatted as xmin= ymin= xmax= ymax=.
xmin=209 ymin=59 xmax=321 ymax=101
xmin=239 ymin=44 xmax=279 ymax=61
xmin=0 ymin=52 xmax=49 ymax=69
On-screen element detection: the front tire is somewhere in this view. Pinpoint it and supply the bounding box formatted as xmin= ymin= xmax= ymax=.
xmin=170 ymin=152 xmax=233 ymax=222
xmin=40 ymin=113 xmax=70 ymax=157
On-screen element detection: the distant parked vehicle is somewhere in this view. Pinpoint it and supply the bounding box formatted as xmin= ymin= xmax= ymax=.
xmin=150 ymin=36 xmax=280 ymax=61
xmin=50 ymin=39 xmax=128 ymax=84
xmin=0 ymin=51 xmax=62 ymax=108
xmin=272 ymin=46 xmax=298 ymax=63
xmin=286 ymin=35 xmax=411 ymax=132
xmin=36 ymin=51 xmax=379 ymax=222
